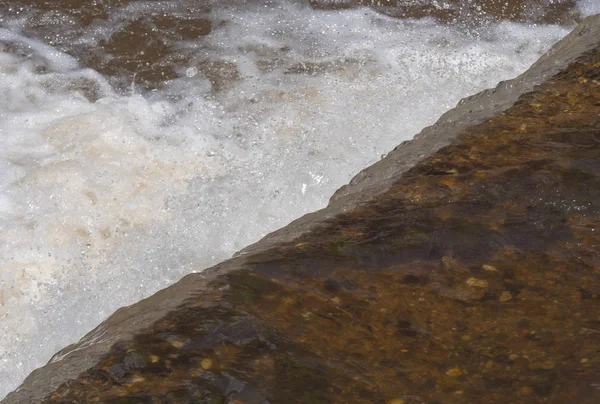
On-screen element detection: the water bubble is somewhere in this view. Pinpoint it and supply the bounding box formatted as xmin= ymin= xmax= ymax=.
xmin=186 ymin=67 xmax=198 ymax=78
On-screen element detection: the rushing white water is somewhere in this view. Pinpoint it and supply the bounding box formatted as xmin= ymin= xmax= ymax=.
xmin=0 ymin=0 xmax=593 ymax=398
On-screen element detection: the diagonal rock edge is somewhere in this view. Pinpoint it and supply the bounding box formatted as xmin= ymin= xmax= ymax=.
xmin=237 ymin=13 xmax=600 ymax=257
xmin=3 ymin=13 xmax=600 ymax=404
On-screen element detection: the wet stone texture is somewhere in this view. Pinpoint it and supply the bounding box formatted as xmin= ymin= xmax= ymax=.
xmin=41 ymin=46 xmax=600 ymax=403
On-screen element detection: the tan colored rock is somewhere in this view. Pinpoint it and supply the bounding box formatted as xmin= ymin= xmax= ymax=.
xmin=466 ymin=278 xmax=489 ymax=288
xmin=446 ymin=367 xmax=462 ymax=377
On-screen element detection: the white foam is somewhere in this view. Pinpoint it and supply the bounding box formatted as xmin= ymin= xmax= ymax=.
xmin=0 ymin=28 xmax=79 ymax=72
xmin=578 ymin=0 xmax=600 ymax=16
xmin=0 ymin=1 xmax=575 ymax=398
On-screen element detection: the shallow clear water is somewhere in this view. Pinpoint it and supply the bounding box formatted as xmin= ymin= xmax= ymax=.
xmin=0 ymin=0 xmax=598 ymax=398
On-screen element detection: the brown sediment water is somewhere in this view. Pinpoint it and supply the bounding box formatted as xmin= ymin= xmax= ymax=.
xmin=33 ymin=38 xmax=600 ymax=404
xmin=0 ymin=0 xmax=582 ymax=91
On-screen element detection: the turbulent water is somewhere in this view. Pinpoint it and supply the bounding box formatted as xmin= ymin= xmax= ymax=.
xmin=0 ymin=0 xmax=598 ymax=398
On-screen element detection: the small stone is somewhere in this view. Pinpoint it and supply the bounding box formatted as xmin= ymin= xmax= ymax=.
xmin=446 ymin=367 xmax=462 ymax=377
xmin=539 ymin=359 xmax=556 ymax=370
xmin=500 ymin=291 xmax=512 ymax=302
xmin=543 ymin=360 xmax=556 ymax=369
xmin=442 ymin=256 xmax=457 ymax=269
xmin=201 ymin=358 xmax=213 ymax=370
xmin=466 ymin=278 xmax=488 ymax=288
xmin=519 ymin=386 xmax=533 ymax=395
xmin=482 ymin=264 xmax=497 ymax=272
xmin=130 ymin=374 xmax=145 ymax=383
xmin=581 ymin=358 xmax=589 ymax=363
xmin=453 ymin=390 xmax=463 ymax=396
xmin=149 ymin=355 xmax=159 ymax=363
xmin=386 ymin=399 xmax=404 ymax=404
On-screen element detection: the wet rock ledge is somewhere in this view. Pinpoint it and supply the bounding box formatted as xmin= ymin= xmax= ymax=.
xmin=5 ymin=14 xmax=600 ymax=404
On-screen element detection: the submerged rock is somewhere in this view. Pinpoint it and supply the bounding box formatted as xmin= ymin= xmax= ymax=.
xmin=4 ymin=13 xmax=600 ymax=404
xmin=0 ymin=0 xmax=584 ymax=91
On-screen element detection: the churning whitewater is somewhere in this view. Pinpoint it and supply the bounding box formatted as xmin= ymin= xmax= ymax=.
xmin=2 ymin=0 xmax=599 ymax=398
